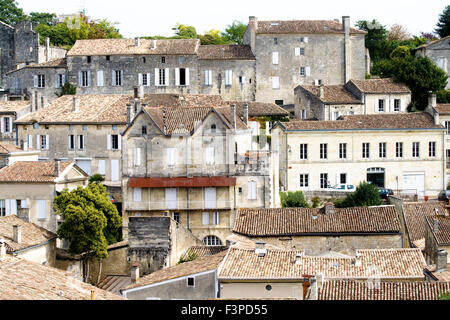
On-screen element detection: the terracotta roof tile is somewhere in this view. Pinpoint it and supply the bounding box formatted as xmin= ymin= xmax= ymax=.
xmin=278 ymin=113 xmax=443 ymax=131
xmin=122 ymin=251 xmax=227 ymax=291
xmin=0 ymin=100 xmax=29 ymax=113
xmin=349 ymin=78 xmax=410 ymax=94
xmin=318 ymin=280 xmax=450 ymax=300
xmin=141 ymin=93 xmax=225 ymax=108
xmin=435 ymin=104 xmax=450 ymax=114
xmin=299 ymin=85 xmax=361 ymax=104
xmin=253 ymin=20 xmax=366 ymax=35
xmin=198 ymin=45 xmax=255 ymax=60
xmin=0 ymin=142 xmax=25 ymax=154
xmin=426 ymin=264 xmax=450 ymax=282
xmin=0 ymin=255 xmax=125 ymax=300
xmin=68 ymin=38 xmax=200 ymax=56
xmin=16 ymin=94 xmax=131 ymax=124
xmin=0 ymin=161 xmax=72 ymax=182
xmin=218 ymin=248 xmax=426 ymax=280
xmin=233 ymin=206 xmax=401 ymax=236
xmin=27 ymin=58 xmax=67 ymax=68
xmin=182 ymin=245 xmax=228 ymax=260
xmin=402 ymin=202 xmax=447 ymax=244
xmin=425 ymin=215 xmax=450 ymax=245
xmin=0 ymin=215 xmax=56 ymax=252
xmin=227 ymin=101 xmax=289 ymax=117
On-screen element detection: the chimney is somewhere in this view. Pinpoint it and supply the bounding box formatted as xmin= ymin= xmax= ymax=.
xmin=342 ymin=16 xmax=350 ymax=34
xmin=180 ymin=97 xmax=186 ymax=108
xmin=54 ymin=159 xmax=61 ymax=177
xmin=126 ymin=103 xmax=132 ymax=125
xmin=90 ymin=290 xmax=95 ymax=300
xmin=45 ymin=37 xmax=50 ymax=61
xmin=323 ymin=202 xmax=335 ymax=215
xmin=18 ymin=208 xmax=30 ymax=223
xmin=243 ymin=103 xmax=249 ymax=125
xmin=134 ymin=98 xmax=141 ymax=115
xmin=131 ymin=262 xmax=140 ymax=283
xmin=315 ymin=274 xmax=323 ymax=289
xmin=72 ymin=96 xmax=80 ymax=112
xmin=0 ymin=239 xmax=6 ymax=261
xmin=255 ymin=241 xmax=267 ymax=257
xmin=30 ymin=91 xmax=36 ymax=112
xmin=151 ymin=40 xmax=157 ymax=50
xmin=295 ymin=252 xmax=303 ymax=265
xmin=13 ymin=225 xmax=21 ymax=244
xmin=436 ymin=249 xmax=448 ymax=272
xmin=426 ymin=92 xmax=439 ymax=125
xmin=135 ymin=37 xmax=140 ymax=47
xmin=319 ymin=84 xmax=324 ymax=99
xmin=249 ymin=16 xmax=258 ymax=30
xmin=428 ymin=91 xmax=437 ymax=109
xmin=230 ymin=104 xmax=236 ymax=130
xmin=354 ymin=252 xmax=362 ymax=267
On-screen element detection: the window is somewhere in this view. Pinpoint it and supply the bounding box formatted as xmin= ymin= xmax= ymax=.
xmin=106 ymin=55 xmax=110 ymax=61
xmin=78 ymin=135 xmax=84 ymax=150
xmin=396 ymin=142 xmax=403 ymax=158
xmin=112 ymin=125 xmax=117 ymax=131
xmin=187 ymin=277 xmax=195 ymax=287
xmin=379 ymin=142 xmax=386 ymax=158
xmin=320 ymin=143 xmax=327 ymax=159
xmin=225 ymin=70 xmax=232 ymax=86
xmin=412 ymin=142 xmax=420 ymax=158
xmin=378 ymin=100 xmax=385 ymax=112
xmin=272 ymin=76 xmax=279 ymax=89
xmin=300 ymin=37 xmax=308 ymax=43
xmin=161 ymin=56 xmax=166 ymax=63
xmin=159 ymin=68 xmax=166 ymax=86
xmin=238 ymin=76 xmax=245 ymax=84
xmin=111 ymin=135 xmax=120 ymax=150
xmin=87 ymin=56 xmax=91 ymax=63
xmin=300 ymin=109 xmax=307 ymax=119
xmin=1 ymin=117 xmax=11 ymax=133
xmin=33 ymin=123 xmax=39 ymax=129
xmin=300 ymin=144 xmax=308 ymax=160
xmin=133 ymin=188 xmax=142 ymax=202
xmin=142 ymin=57 xmax=146 ymax=63
xmin=167 ymin=148 xmax=176 ymax=166
xmin=274 ymin=38 xmax=278 ymax=45
xmin=172 ymin=212 xmax=180 ymax=223
xmin=55 ymin=74 xmax=65 ymax=88
xmin=332 ymin=111 xmax=340 ymax=120
xmin=203 ymin=235 xmax=222 ymax=246
xmin=142 ymin=126 xmax=147 ymax=134
xmin=175 ymin=68 xmax=189 ymax=86
xmin=248 ymin=181 xmax=257 ymax=200
xmin=339 ymin=143 xmax=347 ymax=159
xmin=202 ymin=212 xmax=210 ymax=225
xmin=447 ymin=150 xmax=450 ymax=168
xmin=340 ymin=173 xmax=347 ymax=184
xmin=40 ymin=135 xmax=48 ymax=150
xmin=98 ymin=159 xmax=106 ymax=175
xmin=429 ymin=141 xmax=436 ymax=157
xmin=204 ymin=187 xmax=216 ymax=208
xmin=0 ymin=200 xmax=5 ymax=217
xmin=295 ymin=47 xmax=300 ymax=56
xmin=300 ymin=48 xmax=305 ymax=55
xmin=362 ymin=143 xmax=370 ymax=159
xmin=300 ymin=67 xmax=305 ymax=76
xmin=299 ymin=174 xmax=309 ymax=188
xmin=265 ymin=285 xmax=272 ymax=291
xmin=211 ymin=124 xmax=216 ymax=133
xmin=68 ymin=135 xmax=75 ymax=150
xmin=445 ymin=121 xmax=450 ymax=135
xmin=37 ymin=200 xmax=46 ymax=220
xmin=204 ymin=70 xmax=213 ymax=85
xmin=394 ymin=99 xmax=401 ymax=112
xmin=113 ymin=70 xmax=123 ymax=86
xmin=205 ymin=147 xmax=215 ymax=165
xmin=133 ymin=148 xmax=141 ymax=166
xmin=80 ymin=71 xmax=89 ymax=87
xmin=320 ymin=173 xmax=328 ymax=189
xmin=272 ymin=52 xmax=279 ymax=64
xmin=165 ymin=188 xmax=177 ymax=209
xmin=179 ymin=56 xmax=184 ymax=64
xmin=142 ymin=73 xmax=149 ymax=86
xmin=212 ymin=212 xmax=220 ymax=225
xmin=275 ymin=100 xmax=284 ymax=106
xmin=36 ymin=74 xmax=45 ymax=88
xmin=97 ymin=70 xmax=104 ymax=87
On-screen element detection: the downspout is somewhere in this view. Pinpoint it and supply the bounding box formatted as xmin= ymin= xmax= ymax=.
xmin=285 ymin=132 xmax=288 ymax=191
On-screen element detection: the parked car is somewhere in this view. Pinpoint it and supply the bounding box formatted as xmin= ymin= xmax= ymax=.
xmin=438 ymin=190 xmax=450 ymax=201
xmin=378 ymin=188 xmax=394 ymax=199
xmin=332 ymin=184 xmax=355 ymax=192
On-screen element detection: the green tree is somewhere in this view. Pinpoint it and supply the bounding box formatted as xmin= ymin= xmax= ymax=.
xmin=280 ymin=191 xmax=310 ymax=208
xmin=0 ymin=0 xmax=25 ymax=25
xmin=29 ymin=12 xmax=57 ymax=26
xmin=55 ymin=82 xmax=76 ymax=97
xmin=89 ymin=174 xmax=105 ymax=184
xmin=335 ymin=182 xmax=381 ymax=208
xmin=88 ymin=19 xmax=122 ymax=39
xmin=356 ymin=19 xmax=389 ymax=62
xmin=173 ymin=23 xmax=197 ymax=38
xmin=389 ymin=45 xmax=411 ymax=60
xmin=439 ymin=291 xmax=450 ymax=300
xmin=200 ymin=29 xmax=228 ymax=45
xmin=221 ymin=20 xmax=247 ymax=44
xmin=435 ymin=5 xmax=450 ymax=38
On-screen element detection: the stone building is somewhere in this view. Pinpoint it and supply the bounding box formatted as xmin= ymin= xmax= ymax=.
xmin=0 ymin=214 xmax=57 ymax=267
xmin=415 ymin=36 xmax=450 ymax=89
xmin=424 ymin=209 xmax=450 ymax=280
xmin=0 ymin=100 xmax=32 ymax=143
xmin=243 ymin=16 xmax=368 ymax=106
xmin=232 ymin=204 xmax=403 ymax=255
xmin=0 ymin=20 xmax=66 ymax=87
xmin=272 ymin=112 xmax=445 ymax=197
xmin=0 ymin=160 xmax=88 ymax=232
xmin=294 ymin=78 xmax=411 ymax=120
xmin=121 ymin=100 xmax=280 ymax=244
xmin=0 ymin=141 xmax=39 ymax=169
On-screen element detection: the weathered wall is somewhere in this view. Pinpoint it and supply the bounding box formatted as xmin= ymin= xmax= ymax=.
xmin=416 ymin=40 xmax=450 ymax=89
xmin=86 ymin=244 xmax=131 ymax=285
xmin=0 ymin=22 xmax=15 ymax=85
xmin=16 ymin=239 xmax=56 ymax=267
xmin=220 ymin=281 xmax=303 ymax=300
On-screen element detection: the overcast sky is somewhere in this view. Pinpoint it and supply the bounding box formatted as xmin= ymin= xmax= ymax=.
xmin=16 ymin=0 xmax=449 ymax=38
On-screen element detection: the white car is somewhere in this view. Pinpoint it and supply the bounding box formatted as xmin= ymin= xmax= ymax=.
xmin=332 ymin=184 xmax=355 ymax=192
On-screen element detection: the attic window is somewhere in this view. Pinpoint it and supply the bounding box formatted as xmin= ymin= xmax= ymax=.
xmin=211 ymin=124 xmax=216 ymax=133
xmin=187 ymin=277 xmax=195 ymax=287
xmin=142 ymin=126 xmax=147 ymax=134
xmin=161 ymin=56 xmax=166 ymax=64
xmin=270 ymin=22 xmax=279 ymax=26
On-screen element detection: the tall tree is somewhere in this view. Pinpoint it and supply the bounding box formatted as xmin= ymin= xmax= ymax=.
xmin=335 ymin=182 xmax=382 ymax=208
xmin=200 ymin=29 xmax=228 ymax=45
xmin=29 ymin=12 xmax=57 ymax=26
xmin=435 ymin=5 xmax=450 ymax=38
xmin=387 ymin=24 xmax=411 ymax=42
xmin=280 ymin=191 xmax=310 ymax=208
xmin=355 ymin=19 xmax=389 ymax=62
xmin=0 ymin=0 xmax=25 ymax=25
xmin=221 ymin=21 xmax=247 ymax=44
xmin=173 ymin=23 xmax=197 ymax=38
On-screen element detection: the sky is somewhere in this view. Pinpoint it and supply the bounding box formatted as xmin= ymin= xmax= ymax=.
xmin=16 ymin=0 xmax=449 ymax=38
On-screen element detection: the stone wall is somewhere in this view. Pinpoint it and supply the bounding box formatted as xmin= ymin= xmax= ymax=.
xmin=0 ymin=22 xmax=15 ymax=85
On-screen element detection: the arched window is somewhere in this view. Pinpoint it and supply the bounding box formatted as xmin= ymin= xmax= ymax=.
xmin=203 ymin=235 xmax=222 ymax=246
xmin=211 ymin=124 xmax=216 ymax=133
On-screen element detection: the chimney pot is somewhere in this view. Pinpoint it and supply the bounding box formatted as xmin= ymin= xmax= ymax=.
xmin=319 ymin=84 xmax=324 ymax=99
xmin=436 ymin=249 xmax=448 ymax=272
xmin=13 ymin=225 xmax=21 ymax=244
xmin=323 ymin=202 xmax=335 ymax=215
xmin=151 ymin=40 xmax=157 ymax=50
xmin=295 ymin=252 xmax=303 ymax=265
xmin=131 ymin=262 xmax=140 ymax=283
xmin=255 ymin=241 xmax=267 ymax=257
xmin=135 ymin=37 xmax=140 ymax=47
xmin=54 ymin=159 xmax=61 ymax=177
xmin=342 ymin=16 xmax=350 ymax=34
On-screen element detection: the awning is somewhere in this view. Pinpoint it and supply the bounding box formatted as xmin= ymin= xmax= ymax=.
xmin=128 ymin=176 xmax=237 ymax=188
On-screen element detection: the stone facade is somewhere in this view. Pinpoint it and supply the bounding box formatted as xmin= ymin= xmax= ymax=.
xmin=14 ymin=239 xmax=57 ymax=267
xmin=415 ymin=37 xmax=450 ymax=89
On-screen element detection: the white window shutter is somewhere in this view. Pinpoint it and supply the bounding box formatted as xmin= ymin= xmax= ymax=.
xmin=111 ymin=70 xmax=115 ymax=86
xmin=8 ymin=117 xmax=12 ymax=133
xmin=241 ymin=76 xmax=246 ymax=84
xmin=120 ymin=70 xmax=124 ymax=86
xmin=304 ymin=37 xmax=309 ymax=43
xmin=295 ymin=48 xmax=300 ymax=56
xmin=133 ymin=188 xmax=142 ymax=202
xmin=118 ymin=135 xmax=122 ymax=150
xmin=154 ymin=68 xmax=159 ymax=86
xmin=55 ymin=74 xmax=59 ymax=88
xmin=87 ymin=71 xmax=91 ymax=87
xmin=98 ymin=159 xmax=105 ymax=175
xmin=206 ymin=147 xmax=214 ymax=165
xmin=10 ymin=199 xmax=17 ymax=215
xmin=138 ymin=73 xmax=143 ymax=86
xmin=225 ymin=70 xmax=229 ymax=85
xmin=36 ymin=134 xmax=41 ymax=149
xmin=27 ymin=134 xmax=33 ymax=148
xmin=272 ymin=77 xmax=279 ymax=89
xmin=46 ymin=135 xmax=49 ymax=149
xmin=305 ymin=66 xmax=311 ymax=76
xmin=134 ymin=148 xmax=141 ymax=166
xmin=78 ymin=72 xmax=82 ymax=86
xmin=204 ymin=70 xmax=208 ymax=85
xmin=214 ymin=212 xmax=220 ymax=225
xmin=147 ymin=73 xmax=151 ymax=86
xmin=37 ymin=200 xmax=46 ymax=219
xmin=165 ymin=68 xmax=169 ymax=86
xmin=272 ymin=52 xmax=279 ymax=64
xmin=0 ymin=117 xmax=3 ymax=133
xmin=165 ymin=188 xmax=177 ymax=209
xmin=97 ymin=70 xmax=104 ymax=87
xmin=62 ymin=74 xmax=66 ymax=85
xmin=202 ymin=212 xmax=209 ymax=225
xmin=5 ymin=199 xmax=11 ymax=215
xmin=185 ymin=68 xmax=190 ymax=86
xmin=33 ymin=75 xmax=38 ymax=88
xmin=175 ymin=68 xmax=180 ymax=86
xmin=107 ymin=135 xmax=111 ymax=150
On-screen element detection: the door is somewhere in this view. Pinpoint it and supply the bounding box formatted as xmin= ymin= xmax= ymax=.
xmin=402 ymin=173 xmax=425 ymax=197
xmin=111 ymin=159 xmax=119 ymax=181
xmin=367 ymin=168 xmax=385 ymax=188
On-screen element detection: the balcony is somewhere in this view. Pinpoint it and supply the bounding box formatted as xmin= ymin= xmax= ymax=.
xmin=124 ymin=199 xmax=232 ymax=211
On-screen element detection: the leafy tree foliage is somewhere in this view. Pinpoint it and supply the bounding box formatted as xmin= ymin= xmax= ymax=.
xmin=435 ymin=5 xmax=450 ymax=38
xmin=55 ymin=82 xmax=76 ymax=97
xmin=0 ymin=0 xmax=25 ymax=25
xmin=53 ymin=183 xmax=122 ymax=258
xmin=280 ymin=191 xmax=309 ymax=208
xmin=89 ymin=174 xmax=105 ymax=184
xmin=439 ymin=291 xmax=450 ymax=300
xmin=200 ymin=29 xmax=228 ymax=45
xmin=29 ymin=12 xmax=57 ymax=26
xmin=173 ymin=23 xmax=197 ymax=38
xmin=334 ymin=182 xmax=381 ymax=208
xmin=221 ymin=20 xmax=247 ymax=44
xmin=356 ymin=19 xmax=389 ymax=62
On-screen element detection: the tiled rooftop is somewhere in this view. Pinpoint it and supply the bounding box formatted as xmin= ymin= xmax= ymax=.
xmin=349 ymin=78 xmax=411 ymax=94
xmin=227 ymin=101 xmax=289 ymax=117
xmin=0 ymin=161 xmax=72 ymax=183
xmin=198 ymin=45 xmax=255 ymax=60
xmin=299 ymin=85 xmax=362 ymax=104
xmin=218 ymin=248 xmax=426 ymax=280
xmin=0 ymin=255 xmax=125 ymax=300
xmin=435 ymin=104 xmax=450 ymax=114
xmin=182 ymin=245 xmax=228 ymax=260
xmin=317 ymin=280 xmax=450 ymax=300
xmin=425 ymin=215 xmax=450 ymax=245
xmin=27 ymin=58 xmax=67 ymax=69
xmin=233 ymin=206 xmax=401 ymax=236
xmin=252 ymin=20 xmax=366 ymax=35
xmin=0 ymin=100 xmax=30 ymax=113
xmin=0 ymin=215 xmax=56 ymax=252
xmin=0 ymin=142 xmax=26 ymax=154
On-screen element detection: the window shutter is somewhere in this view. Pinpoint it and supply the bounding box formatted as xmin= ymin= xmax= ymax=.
xmin=138 ymin=73 xmax=143 ymax=86
xmin=147 ymin=73 xmax=151 ymax=86
xmin=204 ymin=187 xmax=216 ymax=208
xmin=202 ymin=212 xmax=209 ymax=225
xmin=175 ymin=68 xmax=180 ymax=86
xmin=68 ymin=135 xmax=71 ymax=149
xmin=55 ymin=74 xmax=59 ymax=88
xmin=165 ymin=68 xmax=169 ymax=86
xmin=112 ymin=70 xmax=115 ymax=86
xmin=154 ymin=68 xmax=159 ymax=86
xmin=97 ymin=70 xmax=104 ymax=87
xmin=27 ymin=134 xmax=33 ymax=148
xmin=225 ymin=70 xmax=229 ymax=85
xmin=20 ymin=199 xmax=26 ymax=208
xmin=165 ymin=188 xmax=177 ymax=209
xmin=120 ymin=70 xmax=124 ymax=86
xmin=167 ymin=148 xmax=175 ymax=166
xmin=206 ymin=147 xmax=214 ymax=165
xmin=272 ymin=77 xmax=279 ymax=89
xmin=304 ymin=37 xmax=309 ymax=43
xmin=133 ymin=188 xmax=142 ymax=202
xmin=214 ymin=212 xmax=220 ymax=225
xmin=305 ymin=66 xmax=311 ymax=76
xmin=37 ymin=200 xmax=46 ymax=219
xmin=248 ymin=181 xmax=257 ymax=200
xmin=0 ymin=117 xmax=3 ymax=133
xmin=62 ymin=74 xmax=66 ymax=85
xmin=36 ymin=134 xmax=41 ymax=149
xmin=241 ymin=76 xmax=246 ymax=84
xmin=46 ymin=135 xmax=49 ymax=149
xmin=78 ymin=72 xmax=82 ymax=86
xmin=185 ymin=68 xmax=190 ymax=86
xmin=5 ymin=199 xmax=11 ymax=215
xmin=33 ymin=75 xmax=38 ymax=88
xmin=10 ymin=199 xmax=17 ymax=215
xmin=87 ymin=71 xmax=91 ymax=87
xmin=118 ymin=135 xmax=122 ymax=150
xmin=98 ymin=159 xmax=105 ymax=174
xmin=272 ymin=52 xmax=279 ymax=64
xmin=107 ymin=135 xmax=111 ymax=150
xmin=7 ymin=117 xmax=12 ymax=133
xmin=134 ymin=148 xmax=141 ymax=166
xmin=204 ymin=70 xmax=208 ymax=85
xmin=295 ymin=48 xmax=300 ymax=56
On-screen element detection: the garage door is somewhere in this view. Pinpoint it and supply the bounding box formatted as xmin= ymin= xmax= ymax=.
xmin=76 ymin=159 xmax=91 ymax=176
xmin=402 ymin=173 xmax=425 ymax=197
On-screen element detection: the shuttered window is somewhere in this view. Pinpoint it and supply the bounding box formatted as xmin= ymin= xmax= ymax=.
xmin=133 ymin=148 xmax=141 ymax=166
xmin=205 ymin=147 xmax=215 ymax=165
xmin=37 ymin=200 xmax=46 ymax=220
xmin=165 ymin=188 xmax=177 ymax=209
xmin=248 ymin=181 xmax=257 ymax=200
xmin=133 ymin=188 xmax=142 ymax=202
xmin=167 ymin=148 xmax=176 ymax=166
xmin=272 ymin=52 xmax=279 ymax=64
xmin=204 ymin=187 xmax=216 ymax=208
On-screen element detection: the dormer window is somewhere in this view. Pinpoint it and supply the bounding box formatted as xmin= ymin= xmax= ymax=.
xmin=87 ymin=56 xmax=92 ymax=63
xmin=161 ymin=56 xmax=166 ymax=64
xmin=211 ymin=124 xmax=216 ymax=133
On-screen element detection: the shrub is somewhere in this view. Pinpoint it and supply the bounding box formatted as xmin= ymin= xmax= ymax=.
xmin=280 ymin=191 xmax=310 ymax=208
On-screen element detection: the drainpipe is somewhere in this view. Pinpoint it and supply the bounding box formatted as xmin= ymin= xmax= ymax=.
xmin=285 ymin=133 xmax=288 ymax=191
